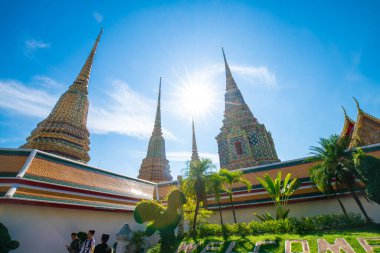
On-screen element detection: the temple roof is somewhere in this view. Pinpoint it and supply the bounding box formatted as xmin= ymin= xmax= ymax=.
xmin=20 ymin=29 xmax=103 ymax=163
xmin=349 ymin=98 xmax=380 ymax=149
xmin=339 ymin=106 xmax=355 ymax=139
xmin=0 ymin=148 xmax=155 ymax=212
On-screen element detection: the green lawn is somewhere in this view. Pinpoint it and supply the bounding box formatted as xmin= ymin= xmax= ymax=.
xmin=148 ymin=226 xmax=380 ymax=253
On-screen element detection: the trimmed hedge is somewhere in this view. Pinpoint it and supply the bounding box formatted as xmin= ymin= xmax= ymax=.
xmin=198 ymin=213 xmax=364 ymax=237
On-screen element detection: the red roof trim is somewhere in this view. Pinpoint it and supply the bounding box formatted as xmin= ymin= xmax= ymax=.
xmin=0 ymin=198 xmax=133 ymax=213
xmin=0 ymin=178 xmax=144 ymax=202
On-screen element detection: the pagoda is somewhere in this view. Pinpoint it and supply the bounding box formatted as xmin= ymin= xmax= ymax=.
xmin=340 ymin=98 xmax=380 ymax=149
xmin=21 ymin=29 xmax=103 ymax=163
xmin=216 ymin=49 xmax=280 ymax=170
xmin=138 ymin=78 xmax=172 ymax=182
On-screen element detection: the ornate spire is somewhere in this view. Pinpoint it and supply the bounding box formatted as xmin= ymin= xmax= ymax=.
xmin=153 ymin=77 xmax=162 ymax=135
xmin=222 ymin=47 xmax=237 ymax=90
xmin=221 ymin=48 xmax=257 ymax=126
xmin=70 ymin=28 xmax=103 ymax=94
xmin=216 ymin=49 xmax=279 ymax=170
xmin=138 ymin=78 xmax=172 ymax=182
xmin=21 ymin=28 xmax=103 ymax=163
xmin=353 ymin=97 xmax=363 ymax=114
xmin=191 ymin=118 xmax=200 ymax=162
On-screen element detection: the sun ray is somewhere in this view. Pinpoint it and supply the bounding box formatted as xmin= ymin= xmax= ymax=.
xmin=166 ymin=66 xmax=223 ymax=121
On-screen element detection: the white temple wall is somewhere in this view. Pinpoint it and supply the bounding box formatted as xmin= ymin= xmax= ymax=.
xmin=0 ymin=204 xmax=143 ymax=253
xmin=207 ymin=196 xmax=380 ymax=224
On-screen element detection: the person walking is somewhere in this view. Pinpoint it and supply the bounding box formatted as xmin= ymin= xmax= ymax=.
xmin=94 ymin=233 xmax=110 ymax=253
xmin=66 ymin=232 xmax=80 ymax=253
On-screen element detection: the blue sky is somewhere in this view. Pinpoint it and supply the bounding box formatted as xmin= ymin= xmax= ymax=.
xmin=1 ymin=0 xmax=380 ymax=179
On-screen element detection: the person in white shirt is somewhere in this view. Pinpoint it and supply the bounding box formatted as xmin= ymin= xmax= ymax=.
xmin=80 ymin=230 xmax=95 ymax=253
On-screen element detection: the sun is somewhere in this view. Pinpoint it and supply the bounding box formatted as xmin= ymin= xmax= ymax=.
xmin=168 ymin=67 xmax=221 ymax=120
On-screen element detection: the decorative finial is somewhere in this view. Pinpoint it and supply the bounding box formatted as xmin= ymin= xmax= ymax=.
xmin=98 ymin=27 xmax=104 ymax=39
xmin=153 ymin=78 xmax=162 ymax=135
xmin=222 ymin=47 xmax=227 ymax=64
xmin=71 ymin=28 xmax=103 ymax=93
xmin=191 ymin=118 xmax=200 ymax=162
xmin=221 ymin=47 xmax=237 ymax=90
xmin=341 ymin=106 xmax=348 ymax=118
xmin=353 ymin=97 xmax=362 ymax=113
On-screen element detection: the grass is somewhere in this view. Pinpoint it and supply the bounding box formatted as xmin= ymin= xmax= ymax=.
xmin=147 ymin=225 xmax=380 ymax=253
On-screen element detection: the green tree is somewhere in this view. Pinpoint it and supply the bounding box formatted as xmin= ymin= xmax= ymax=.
xmin=182 ymin=196 xmax=213 ymax=231
xmin=256 ymin=171 xmax=301 ymax=220
xmin=219 ymin=168 xmax=252 ymax=223
xmin=208 ymin=172 xmax=227 ymax=225
xmin=308 ymin=135 xmax=372 ymax=223
xmin=182 ymin=158 xmax=215 ymax=234
xmin=354 ymin=148 xmax=380 ymax=205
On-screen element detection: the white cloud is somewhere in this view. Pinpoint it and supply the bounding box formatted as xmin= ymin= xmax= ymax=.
xmin=32 ymin=75 xmax=64 ymax=89
xmin=0 ymin=80 xmax=56 ymax=117
xmin=88 ymin=80 xmax=176 ymax=140
xmin=230 ymin=65 xmax=278 ymax=89
xmin=166 ymin=151 xmax=220 ymax=164
xmin=0 ymin=78 xmax=176 ymax=140
xmin=93 ymin=11 xmax=104 ymax=23
xmin=208 ymin=63 xmax=278 ymax=88
xmin=24 ymin=39 xmax=50 ymax=56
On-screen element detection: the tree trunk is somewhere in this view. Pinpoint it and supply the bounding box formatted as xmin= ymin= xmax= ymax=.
xmin=192 ymin=199 xmax=200 ymax=235
xmin=218 ymin=199 xmax=224 ymax=225
xmin=333 ymin=191 xmax=348 ymax=217
xmin=229 ymin=193 xmax=237 ymax=223
xmin=350 ymin=188 xmax=371 ymax=223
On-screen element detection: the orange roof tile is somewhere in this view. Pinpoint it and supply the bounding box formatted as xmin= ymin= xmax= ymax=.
xmin=0 ymin=154 xmax=28 ymax=177
xmin=24 ymin=153 xmax=154 ymax=199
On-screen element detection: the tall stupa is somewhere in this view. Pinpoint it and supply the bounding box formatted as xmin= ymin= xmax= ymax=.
xmin=138 ymin=78 xmax=172 ymax=182
xmin=216 ymin=48 xmax=280 ymax=170
xmin=21 ymin=29 xmax=103 ymax=163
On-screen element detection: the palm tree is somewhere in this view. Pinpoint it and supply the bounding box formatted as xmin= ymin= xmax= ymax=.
xmin=308 ymin=155 xmax=349 ymax=217
xmin=208 ymin=172 xmax=226 ymax=225
xmin=256 ymin=171 xmax=301 ymax=220
xmin=182 ymin=158 xmax=215 ymax=234
xmin=219 ymin=169 xmax=252 ymax=223
xmin=308 ymin=134 xmax=371 ymax=223
xmin=354 ymin=148 xmax=380 ymax=205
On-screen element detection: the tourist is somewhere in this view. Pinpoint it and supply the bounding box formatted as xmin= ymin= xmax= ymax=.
xmin=80 ymin=230 xmax=96 ymax=253
xmin=66 ymin=232 xmax=80 ymax=253
xmin=94 ymin=233 xmax=111 ymax=253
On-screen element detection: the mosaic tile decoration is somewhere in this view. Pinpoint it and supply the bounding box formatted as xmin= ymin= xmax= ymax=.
xmin=21 ymin=29 xmax=103 ymax=163
xmin=138 ymin=79 xmax=172 ymax=182
xmin=216 ymin=49 xmax=280 ymax=170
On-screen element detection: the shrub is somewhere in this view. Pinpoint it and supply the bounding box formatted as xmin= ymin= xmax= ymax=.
xmin=0 ymin=223 xmax=19 ymax=253
xmin=196 ymin=213 xmax=364 ymax=237
xmin=291 ymin=213 xmax=364 ymax=233
xmin=134 ymin=189 xmax=187 ymax=252
xmin=198 ymin=224 xmax=222 ymax=237
xmin=77 ymin=231 xmax=88 ymax=244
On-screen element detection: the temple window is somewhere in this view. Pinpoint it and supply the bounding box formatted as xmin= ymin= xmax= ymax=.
xmin=234 ymin=141 xmax=243 ymax=155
